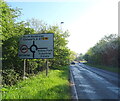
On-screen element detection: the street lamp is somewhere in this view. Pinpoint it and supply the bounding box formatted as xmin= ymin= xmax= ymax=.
xmin=60 ymin=22 xmax=64 ymax=31
xmin=61 ymin=22 xmax=64 ymax=24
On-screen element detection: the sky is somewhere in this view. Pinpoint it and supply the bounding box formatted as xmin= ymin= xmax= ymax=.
xmin=6 ymin=0 xmax=119 ymax=54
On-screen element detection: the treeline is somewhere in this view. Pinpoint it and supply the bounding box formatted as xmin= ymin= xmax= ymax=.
xmin=83 ymin=34 xmax=119 ymax=68
xmin=1 ymin=0 xmax=75 ymax=86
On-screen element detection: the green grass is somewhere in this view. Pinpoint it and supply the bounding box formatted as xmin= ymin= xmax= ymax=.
xmin=2 ymin=66 xmax=70 ymax=99
xmin=86 ymin=63 xmax=120 ymax=74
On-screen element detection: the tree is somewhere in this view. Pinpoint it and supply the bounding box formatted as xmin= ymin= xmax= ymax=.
xmin=75 ymin=53 xmax=84 ymax=61
xmin=1 ymin=0 xmax=35 ymax=85
xmin=69 ymin=51 xmax=77 ymax=62
xmin=46 ymin=25 xmax=70 ymax=68
xmin=26 ymin=18 xmax=47 ymax=33
xmin=83 ymin=34 xmax=118 ymax=67
xmin=26 ymin=18 xmax=71 ymax=68
xmin=1 ymin=1 xmax=72 ymax=85
xmin=0 ymin=0 xmax=22 ymax=41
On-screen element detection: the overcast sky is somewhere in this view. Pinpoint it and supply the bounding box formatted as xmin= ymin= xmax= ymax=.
xmin=6 ymin=0 xmax=119 ymax=54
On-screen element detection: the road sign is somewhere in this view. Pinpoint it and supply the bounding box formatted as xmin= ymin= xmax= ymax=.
xmin=18 ymin=33 xmax=54 ymax=59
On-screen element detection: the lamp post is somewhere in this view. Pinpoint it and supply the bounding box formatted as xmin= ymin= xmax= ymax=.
xmin=61 ymin=22 xmax=64 ymax=24
xmin=60 ymin=22 xmax=64 ymax=32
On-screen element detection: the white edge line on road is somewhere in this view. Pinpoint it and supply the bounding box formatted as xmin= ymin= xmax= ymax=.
xmin=70 ymin=66 xmax=79 ymax=100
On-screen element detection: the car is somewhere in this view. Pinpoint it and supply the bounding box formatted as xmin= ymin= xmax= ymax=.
xmin=71 ymin=62 xmax=75 ymax=65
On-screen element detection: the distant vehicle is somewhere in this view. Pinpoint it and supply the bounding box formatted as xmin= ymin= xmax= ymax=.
xmin=71 ymin=62 xmax=75 ymax=65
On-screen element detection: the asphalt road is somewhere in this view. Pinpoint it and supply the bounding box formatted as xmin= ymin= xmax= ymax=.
xmin=70 ymin=63 xmax=120 ymax=101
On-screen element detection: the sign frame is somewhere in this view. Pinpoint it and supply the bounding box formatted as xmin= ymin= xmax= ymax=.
xmin=18 ymin=33 xmax=54 ymax=59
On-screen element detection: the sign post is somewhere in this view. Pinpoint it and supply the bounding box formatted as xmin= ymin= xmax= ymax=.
xmin=23 ymin=59 xmax=26 ymax=79
xmin=46 ymin=59 xmax=48 ymax=76
xmin=18 ymin=33 xmax=54 ymax=77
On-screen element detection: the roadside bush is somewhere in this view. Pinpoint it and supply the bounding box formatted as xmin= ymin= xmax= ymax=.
xmin=2 ymin=69 xmax=21 ymax=86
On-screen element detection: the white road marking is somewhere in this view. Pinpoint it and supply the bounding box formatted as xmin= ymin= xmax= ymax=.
xmin=71 ymin=64 xmax=120 ymax=99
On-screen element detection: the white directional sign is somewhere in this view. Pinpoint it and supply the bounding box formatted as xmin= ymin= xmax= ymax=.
xmin=18 ymin=33 xmax=54 ymax=59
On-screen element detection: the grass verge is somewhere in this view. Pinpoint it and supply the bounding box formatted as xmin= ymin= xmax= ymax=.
xmin=2 ymin=66 xmax=70 ymax=99
xmin=86 ymin=63 xmax=120 ymax=74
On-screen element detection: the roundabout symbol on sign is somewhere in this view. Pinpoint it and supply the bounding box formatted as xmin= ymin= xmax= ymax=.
xmin=20 ymin=45 xmax=28 ymax=53
xmin=29 ymin=41 xmax=48 ymax=58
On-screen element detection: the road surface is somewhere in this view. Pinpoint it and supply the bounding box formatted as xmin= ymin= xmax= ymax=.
xmin=70 ymin=63 xmax=120 ymax=101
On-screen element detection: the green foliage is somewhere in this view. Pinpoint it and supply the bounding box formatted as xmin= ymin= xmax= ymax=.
xmin=1 ymin=0 xmax=35 ymax=85
xmin=75 ymin=53 xmax=84 ymax=61
xmin=2 ymin=69 xmax=21 ymax=86
xmin=69 ymin=51 xmax=77 ymax=62
xmin=0 ymin=0 xmax=21 ymax=41
xmin=83 ymin=34 xmax=118 ymax=68
xmin=26 ymin=18 xmax=47 ymax=33
xmin=46 ymin=26 xmax=71 ymax=68
xmin=1 ymin=1 xmax=72 ymax=86
xmin=26 ymin=19 xmax=72 ymax=69
xmin=2 ymin=66 xmax=70 ymax=99
xmin=86 ymin=63 xmax=120 ymax=73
